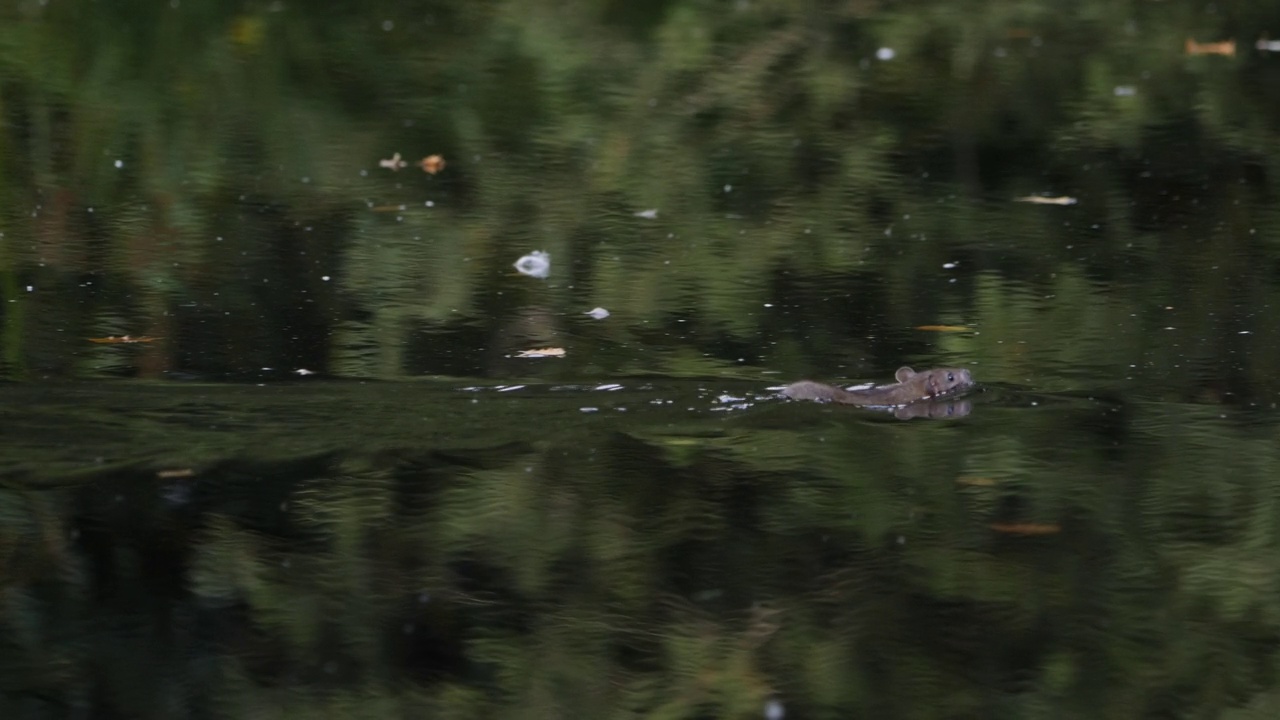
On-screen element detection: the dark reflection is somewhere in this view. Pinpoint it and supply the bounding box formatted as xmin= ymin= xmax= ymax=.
xmin=1 ymin=381 xmax=1279 ymax=718
xmin=892 ymin=397 xmax=973 ymax=420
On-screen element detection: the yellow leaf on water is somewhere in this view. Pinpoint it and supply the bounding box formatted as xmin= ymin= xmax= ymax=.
xmin=230 ymin=16 xmax=265 ymax=47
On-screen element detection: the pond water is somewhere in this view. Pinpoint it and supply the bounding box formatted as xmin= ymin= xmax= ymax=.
xmin=3 ymin=0 xmax=1280 ymax=718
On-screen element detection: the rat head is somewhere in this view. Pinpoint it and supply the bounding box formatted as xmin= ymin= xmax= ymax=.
xmin=894 ymin=366 xmax=975 ymax=398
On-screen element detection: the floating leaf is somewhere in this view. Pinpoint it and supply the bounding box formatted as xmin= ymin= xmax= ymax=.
xmin=914 ymin=324 xmax=970 ymax=332
xmin=157 ymin=468 xmax=195 ymax=479
xmin=379 ymin=152 xmax=407 ymax=170
xmin=1014 ymin=195 xmax=1077 ymax=206
xmin=88 ymin=335 xmax=161 ymax=344
xmin=514 ymin=347 xmax=565 ymax=358
xmin=420 ymin=155 xmax=446 ymax=174
xmin=1185 ymin=38 xmax=1236 ymax=56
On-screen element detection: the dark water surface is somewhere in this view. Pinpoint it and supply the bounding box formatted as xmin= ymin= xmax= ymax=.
xmin=4 ymin=0 xmax=1280 ymax=717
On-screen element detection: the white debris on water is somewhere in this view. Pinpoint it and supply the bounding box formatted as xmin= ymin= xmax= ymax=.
xmin=586 ymin=307 xmax=610 ymax=319
xmin=514 ymin=250 xmax=551 ymax=278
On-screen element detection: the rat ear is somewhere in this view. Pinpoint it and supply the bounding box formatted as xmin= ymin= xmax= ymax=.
xmin=895 ymin=366 xmax=916 ymax=383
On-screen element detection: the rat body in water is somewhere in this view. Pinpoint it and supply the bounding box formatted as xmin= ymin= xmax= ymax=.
xmin=781 ymin=366 xmax=974 ymax=406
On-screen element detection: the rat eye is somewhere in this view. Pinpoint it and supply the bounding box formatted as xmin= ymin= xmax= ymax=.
xmin=946 ymin=372 xmax=955 ymax=382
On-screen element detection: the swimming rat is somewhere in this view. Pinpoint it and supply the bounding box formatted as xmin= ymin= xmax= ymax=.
xmin=781 ymin=366 xmax=974 ymax=406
